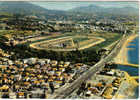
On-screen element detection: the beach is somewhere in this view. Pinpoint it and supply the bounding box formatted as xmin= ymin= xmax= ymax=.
xmin=114 ymin=34 xmax=138 ymax=64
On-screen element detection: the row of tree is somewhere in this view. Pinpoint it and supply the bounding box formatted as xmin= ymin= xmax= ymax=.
xmin=0 ymin=41 xmax=102 ymax=65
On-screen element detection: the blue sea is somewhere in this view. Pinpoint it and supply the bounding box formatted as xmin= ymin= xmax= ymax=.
xmin=117 ymin=36 xmax=139 ymax=98
xmin=127 ymin=37 xmax=139 ymax=64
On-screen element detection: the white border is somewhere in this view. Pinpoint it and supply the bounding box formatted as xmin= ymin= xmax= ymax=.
xmin=0 ymin=0 xmax=139 ymax=100
xmin=0 ymin=0 xmax=139 ymax=1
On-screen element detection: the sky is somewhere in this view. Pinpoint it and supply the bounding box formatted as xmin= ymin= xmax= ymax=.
xmin=30 ymin=1 xmax=139 ymax=11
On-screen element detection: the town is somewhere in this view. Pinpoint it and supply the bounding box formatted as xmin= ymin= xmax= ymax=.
xmin=0 ymin=1 xmax=139 ymax=99
xmin=0 ymin=56 xmax=137 ymax=99
xmin=0 ymin=57 xmax=90 ymax=98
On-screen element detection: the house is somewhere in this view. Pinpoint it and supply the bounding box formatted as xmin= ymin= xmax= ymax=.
xmin=45 ymin=59 xmax=50 ymax=64
xmin=106 ymin=71 xmax=114 ymax=75
xmin=37 ymin=59 xmax=46 ymax=66
xmin=59 ymin=67 xmax=65 ymax=72
xmin=64 ymin=62 xmax=70 ymax=67
xmin=51 ymin=60 xmax=58 ymax=66
xmin=26 ymin=58 xmax=37 ymax=65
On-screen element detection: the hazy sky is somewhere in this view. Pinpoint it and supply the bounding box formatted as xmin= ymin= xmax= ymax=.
xmin=30 ymin=1 xmax=139 ymax=11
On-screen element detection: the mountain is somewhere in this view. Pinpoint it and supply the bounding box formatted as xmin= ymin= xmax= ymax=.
xmin=69 ymin=5 xmax=139 ymax=16
xmin=0 ymin=2 xmax=138 ymax=20
xmin=0 ymin=1 xmax=66 ymax=19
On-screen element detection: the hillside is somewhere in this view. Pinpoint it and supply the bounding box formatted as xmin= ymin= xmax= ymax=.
xmin=0 ymin=2 xmax=138 ymax=20
xmin=69 ymin=4 xmax=139 ymax=16
xmin=0 ymin=1 xmax=66 ymax=19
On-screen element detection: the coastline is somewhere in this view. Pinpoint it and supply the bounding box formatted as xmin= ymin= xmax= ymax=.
xmin=114 ymin=34 xmax=138 ymax=64
xmin=113 ymin=34 xmax=139 ymax=99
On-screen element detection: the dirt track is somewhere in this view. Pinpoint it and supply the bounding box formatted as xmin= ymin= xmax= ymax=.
xmin=78 ymin=37 xmax=105 ymax=50
xmin=30 ymin=36 xmax=105 ymax=51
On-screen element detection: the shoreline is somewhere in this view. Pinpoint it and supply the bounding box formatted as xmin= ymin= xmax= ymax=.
xmin=114 ymin=34 xmax=138 ymax=64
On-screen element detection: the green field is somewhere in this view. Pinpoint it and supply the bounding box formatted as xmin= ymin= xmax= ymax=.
xmin=73 ymin=37 xmax=89 ymax=43
xmin=29 ymin=35 xmax=105 ymax=51
xmin=20 ymin=30 xmax=122 ymax=52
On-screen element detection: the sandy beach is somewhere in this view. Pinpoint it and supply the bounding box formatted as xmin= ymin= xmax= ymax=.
xmin=114 ymin=34 xmax=138 ymax=64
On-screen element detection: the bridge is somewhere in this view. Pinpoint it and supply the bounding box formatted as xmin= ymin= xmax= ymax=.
xmin=115 ymin=63 xmax=139 ymax=68
xmin=131 ymin=76 xmax=139 ymax=80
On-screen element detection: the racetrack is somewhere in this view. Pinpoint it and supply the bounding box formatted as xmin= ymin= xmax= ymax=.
xmin=30 ymin=36 xmax=105 ymax=51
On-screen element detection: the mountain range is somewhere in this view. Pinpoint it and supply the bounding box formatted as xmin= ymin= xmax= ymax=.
xmin=0 ymin=1 xmax=66 ymax=19
xmin=69 ymin=4 xmax=139 ymax=16
xmin=0 ymin=1 xmax=138 ymax=18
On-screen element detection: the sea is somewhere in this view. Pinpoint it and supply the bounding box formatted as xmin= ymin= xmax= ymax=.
xmin=117 ymin=36 xmax=139 ymax=98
